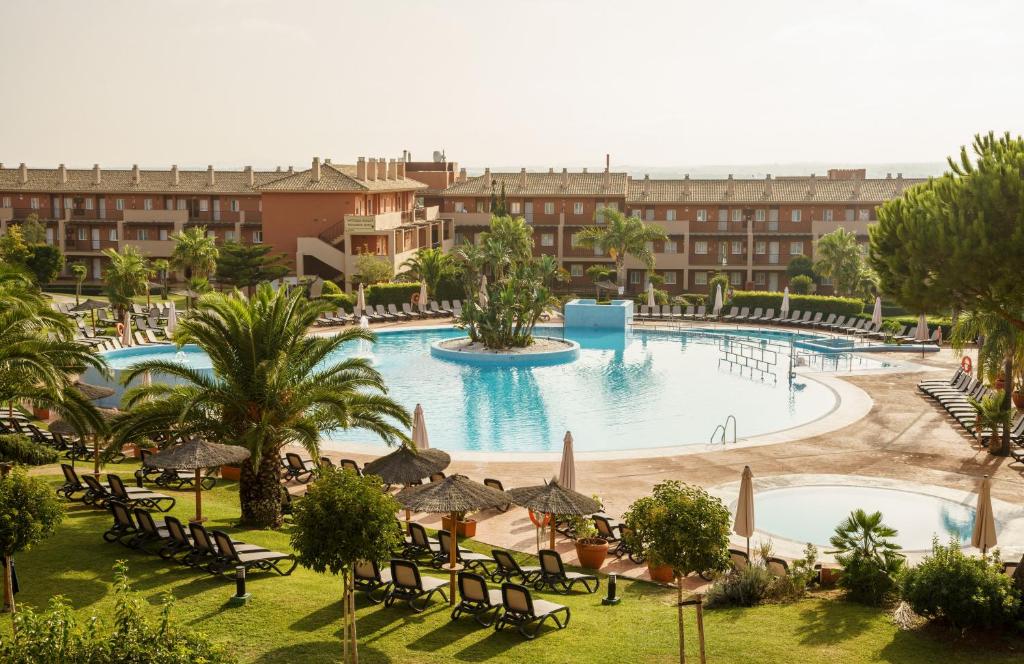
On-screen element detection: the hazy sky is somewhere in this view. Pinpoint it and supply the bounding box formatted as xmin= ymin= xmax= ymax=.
xmin=1 ymin=0 xmax=1020 ymax=171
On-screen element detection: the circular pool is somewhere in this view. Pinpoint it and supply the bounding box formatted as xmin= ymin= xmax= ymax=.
xmin=85 ymin=326 xmax=880 ymax=454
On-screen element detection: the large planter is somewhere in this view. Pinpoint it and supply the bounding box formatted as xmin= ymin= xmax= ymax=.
xmin=1013 ymin=391 xmax=1024 ymax=409
xmin=441 ymin=516 xmax=477 ymax=538
xmin=575 ymin=537 xmax=609 ymax=570
xmin=647 ymin=562 xmax=675 ymax=583
xmin=220 ymin=464 xmax=241 ymax=481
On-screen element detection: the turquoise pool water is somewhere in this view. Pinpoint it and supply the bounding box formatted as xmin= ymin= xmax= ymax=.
xmin=90 ymin=326 xmax=890 ymax=453
xmin=752 ymin=485 xmax=977 ymax=550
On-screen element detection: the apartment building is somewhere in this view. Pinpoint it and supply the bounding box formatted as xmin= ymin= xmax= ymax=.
xmin=441 ymin=167 xmax=924 ymax=295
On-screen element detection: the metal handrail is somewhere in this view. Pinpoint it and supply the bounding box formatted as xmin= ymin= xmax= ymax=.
xmin=710 ymin=415 xmax=738 ymax=444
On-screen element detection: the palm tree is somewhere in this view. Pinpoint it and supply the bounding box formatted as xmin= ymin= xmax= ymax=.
xmin=400 ymin=247 xmax=453 ymax=299
xmin=171 ymin=226 xmax=219 ymax=280
xmin=585 ymin=264 xmax=614 ymax=299
xmin=575 ymin=209 xmax=667 ymax=285
xmin=478 ymin=215 xmax=533 ymax=279
xmin=101 ymin=247 xmax=150 ymax=317
xmin=111 ymin=284 xmax=411 ymax=528
xmin=70 ymin=262 xmax=88 ymax=306
xmin=813 ymin=228 xmax=863 ymax=296
xmin=152 ymin=259 xmax=170 ymax=300
xmin=828 ymin=508 xmax=904 ymax=604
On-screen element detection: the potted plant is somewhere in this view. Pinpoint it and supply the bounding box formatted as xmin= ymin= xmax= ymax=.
xmin=570 ymin=516 xmax=609 ymax=570
xmin=1014 ymin=374 xmax=1024 ymax=409
xmin=441 ymin=510 xmax=477 ymax=538
xmin=220 ymin=464 xmax=242 ymax=481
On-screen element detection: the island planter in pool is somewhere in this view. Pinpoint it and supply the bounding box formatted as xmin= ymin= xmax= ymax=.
xmin=429 ymin=336 xmax=580 ymax=366
xmin=441 ymin=514 xmax=477 ymax=538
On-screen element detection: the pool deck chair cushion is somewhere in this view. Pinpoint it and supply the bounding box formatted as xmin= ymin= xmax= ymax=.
xmin=450 ymin=571 xmax=503 ymax=627
xmin=534 ymin=549 xmax=599 ymax=594
xmin=354 ymin=559 xmax=393 ymax=604
xmin=385 ymin=559 xmax=448 ymax=612
xmin=495 ymin=583 xmax=571 ymax=639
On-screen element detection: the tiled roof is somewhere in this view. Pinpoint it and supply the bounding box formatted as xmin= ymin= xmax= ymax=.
xmin=627 ymin=175 xmax=926 ymax=204
xmin=257 ymin=163 xmax=427 ymax=193
xmin=0 ymin=166 xmax=282 ymax=194
xmin=442 ymin=171 xmax=630 ymax=197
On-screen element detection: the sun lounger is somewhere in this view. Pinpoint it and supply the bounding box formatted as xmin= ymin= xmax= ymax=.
xmin=339 ymin=458 xmax=362 ymax=475
xmin=210 ymin=529 xmax=297 ymax=577
xmin=816 ymin=313 xmax=837 ymax=329
xmin=798 ymin=312 xmax=823 ymax=327
xmin=57 ymin=464 xmax=88 ymax=501
xmin=103 ymin=501 xmax=141 ymax=545
xmin=107 ymin=474 xmax=176 ymax=512
xmin=402 ymin=303 xmax=424 ymax=320
xmin=354 ymin=559 xmax=393 ymax=603
xmin=282 ymin=452 xmax=315 ymax=483
xmin=680 ymin=305 xmax=695 ymax=320
xmin=440 ymin=300 xmax=456 ymax=316
xmin=534 ymin=549 xmax=598 ymax=594
xmin=403 ymin=522 xmax=443 ymax=561
xmin=494 ymin=582 xmax=571 ymax=639
xmin=767 ymin=557 xmax=790 ymax=577
xmin=451 ymin=571 xmax=503 ymax=627
xmin=388 ymin=303 xmax=410 ymax=320
xmin=490 ymin=549 xmax=542 ymax=585
xmin=720 ymin=306 xmax=739 ymax=321
xmin=384 ymin=559 xmax=448 ymax=611
xmin=757 ymin=308 xmax=775 ymax=323
xmin=452 ymin=301 xmax=463 ymax=316
xmin=772 ymin=309 xmax=796 ymax=324
xmin=742 ymin=307 xmax=762 ymax=322
xmin=483 ymin=478 xmax=508 ymax=512
xmin=435 ymin=530 xmax=494 ymax=575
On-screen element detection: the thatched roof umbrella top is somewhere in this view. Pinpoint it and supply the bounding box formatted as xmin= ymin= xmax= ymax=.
xmin=69 ymin=299 xmax=110 ymax=312
xmin=49 ymin=407 xmax=120 ymax=436
xmin=362 ymin=446 xmax=450 ymax=486
xmin=506 ymin=478 xmax=601 ymax=516
xmin=147 ymin=438 xmax=250 ymax=471
xmin=73 ymin=381 xmax=115 ymax=401
xmin=395 ymin=474 xmax=509 ymax=513
xmin=174 ymin=289 xmax=202 ymax=299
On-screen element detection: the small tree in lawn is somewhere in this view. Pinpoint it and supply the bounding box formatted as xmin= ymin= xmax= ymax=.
xmin=290 ymin=468 xmax=402 ymax=664
xmin=70 ymin=262 xmax=88 ymax=305
xmin=0 ymin=468 xmax=64 ymax=614
xmin=623 ymin=481 xmax=731 ymax=662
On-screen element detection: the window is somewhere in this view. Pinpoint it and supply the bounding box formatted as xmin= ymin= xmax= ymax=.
xmin=199 ymin=199 xmax=209 ymax=212
xmin=791 ymin=209 xmax=802 ymax=222
xmin=231 ymin=199 xmax=240 ymax=212
xmin=207 ymin=230 xmax=216 ymax=239
xmin=45 ymin=227 xmax=53 ymax=245
xmin=77 ymin=228 xmax=86 ymax=241
xmin=754 ymin=272 xmax=766 ymax=286
xmin=177 ymin=200 xmax=186 ymax=210
xmin=790 ymin=241 xmax=804 ymax=255
xmin=510 ymin=202 xmax=521 ymax=214
xmin=573 ymin=202 xmax=584 ymax=215
xmin=768 ymin=208 xmax=779 ymax=222
xmin=717 ymin=208 xmax=728 ymax=222
xmin=819 ymin=275 xmax=833 ymax=286
xmin=453 ymin=232 xmax=464 ymax=245
xmin=696 ymin=209 xmax=707 ymax=222
xmin=570 ymin=233 xmax=580 ymax=248
xmin=694 ymin=272 xmax=708 ymax=285
xmin=108 ymin=228 xmax=117 ymax=241
xmin=593 ymin=245 xmax=604 ymax=256
xmin=606 ymin=202 xmax=618 ymax=211
xmin=64 ymin=197 xmax=73 ymax=208
xmin=629 ymin=271 xmax=641 ymax=285
xmin=1 ymin=197 xmax=9 ymax=207
xmin=730 ymin=272 xmax=742 ymax=286
xmin=225 ymin=230 xmax=236 ymax=241
xmin=665 ymin=240 xmax=677 ymax=254
xmin=570 ymin=264 xmax=583 ymax=278
xmin=137 ymin=229 xmax=148 ymax=241
xmin=731 ymin=240 xmax=743 ymax=255
xmin=475 ymin=200 xmax=486 ymax=213
xmin=252 ymin=230 xmax=263 ymax=243
xmin=845 ymin=208 xmax=855 ymax=221
xmin=543 ymin=202 xmax=554 ymax=215
xmin=144 ymin=198 xmax=153 ymax=211
xmin=755 ymin=209 xmax=765 ymax=222
xmin=822 ymin=208 xmax=833 ymax=221
xmin=453 ymin=202 xmax=466 ymax=213
xmin=541 ymin=233 xmax=554 ymax=247
xmin=664 ymin=272 xmax=676 ymax=285
xmin=115 ymin=198 xmax=124 ymax=211
xmin=858 ymin=208 xmax=870 ymax=221
xmin=731 ymin=209 xmax=742 ymax=222
xmin=755 ymin=241 xmax=766 ymax=255
xmin=666 ymin=209 xmax=676 ymax=221
xmin=85 ymin=197 xmax=94 ymax=210
xmin=694 ymin=240 xmax=708 ymax=255
xmin=159 ymin=229 xmax=168 ymax=241
xmin=165 ymin=199 xmax=173 ymax=210
xmin=645 ymin=209 xmax=654 ymax=221
xmin=30 ymin=197 xmax=39 ymax=209
xmin=630 ymin=209 xmax=641 ymax=219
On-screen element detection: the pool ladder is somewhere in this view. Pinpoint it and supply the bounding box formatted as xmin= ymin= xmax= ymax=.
xmin=710 ymin=415 xmax=737 ymax=445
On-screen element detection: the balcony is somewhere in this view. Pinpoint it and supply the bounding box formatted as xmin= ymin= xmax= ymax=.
xmin=119 ymin=239 xmax=175 ymax=257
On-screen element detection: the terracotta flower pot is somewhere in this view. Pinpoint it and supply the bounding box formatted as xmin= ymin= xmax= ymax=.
xmin=441 ymin=516 xmax=476 ymax=538
xmin=220 ymin=464 xmax=241 ymax=481
xmin=575 ymin=537 xmax=609 ymax=570
xmin=647 ymin=562 xmax=675 ymax=583
xmin=1013 ymin=392 xmax=1024 ymax=409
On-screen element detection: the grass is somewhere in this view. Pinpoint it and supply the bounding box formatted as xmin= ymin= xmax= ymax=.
xmin=8 ymin=463 xmax=1024 ymax=663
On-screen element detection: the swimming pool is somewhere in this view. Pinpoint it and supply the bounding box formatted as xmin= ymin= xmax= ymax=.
xmin=87 ymin=325 xmax=889 ymax=454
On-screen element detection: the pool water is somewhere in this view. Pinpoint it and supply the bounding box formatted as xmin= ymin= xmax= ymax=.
xmin=91 ymin=326 xmax=891 ymax=454
xmin=752 ymin=485 xmax=977 ymax=551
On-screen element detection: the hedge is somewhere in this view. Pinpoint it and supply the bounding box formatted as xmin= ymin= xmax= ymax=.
xmin=886 ymin=315 xmax=953 ymax=338
xmin=0 ymin=434 xmax=60 ymax=466
xmin=728 ymin=290 xmax=864 ymax=317
xmin=319 ymin=281 xmax=356 ymax=312
xmin=366 ymin=282 xmax=423 ymax=307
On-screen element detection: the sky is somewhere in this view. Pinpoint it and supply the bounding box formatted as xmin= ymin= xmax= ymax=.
xmin=1 ymin=0 xmax=1021 ymax=173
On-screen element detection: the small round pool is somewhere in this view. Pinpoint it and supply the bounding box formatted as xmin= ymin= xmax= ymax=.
xmin=753 ymin=485 xmax=976 ymax=551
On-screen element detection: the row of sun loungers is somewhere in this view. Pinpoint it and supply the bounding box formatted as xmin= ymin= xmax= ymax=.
xmin=315 ymin=300 xmax=465 ymax=327
xmin=59 ymin=466 xmax=177 ymax=512
xmin=1 ymin=418 xmax=110 ymax=461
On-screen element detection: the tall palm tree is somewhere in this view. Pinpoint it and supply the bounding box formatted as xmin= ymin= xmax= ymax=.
xmin=400 ymin=247 xmax=453 ymax=299
xmin=111 ymin=284 xmax=411 ymax=528
xmin=171 ymin=226 xmax=219 ymax=280
xmin=152 ymin=259 xmax=170 ymax=300
xmin=101 ymin=247 xmax=150 ymax=317
xmin=575 ymin=209 xmax=667 ymax=285
xmin=814 ymin=228 xmax=863 ymax=296
xmin=478 ymin=215 xmax=533 ymax=279
xmin=70 ymin=262 xmax=88 ymax=306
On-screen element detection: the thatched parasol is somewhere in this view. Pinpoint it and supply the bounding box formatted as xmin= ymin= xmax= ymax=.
xmin=147 ymin=438 xmax=250 ymax=523
xmin=69 ymin=298 xmax=110 ymax=329
xmin=363 ymin=445 xmax=450 ymax=487
xmin=72 ymin=380 xmax=115 ymax=402
xmin=396 ymin=475 xmax=509 ymax=605
xmin=50 ymin=407 xmax=120 ymax=474
xmin=507 ymin=478 xmax=601 ymax=549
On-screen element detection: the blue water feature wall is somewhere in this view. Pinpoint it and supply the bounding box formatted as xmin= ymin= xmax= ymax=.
xmin=563 ymin=299 xmax=634 ymax=330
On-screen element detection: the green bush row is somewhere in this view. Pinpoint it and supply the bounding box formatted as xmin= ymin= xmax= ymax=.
xmin=366 ymin=282 xmax=422 ymax=307
xmin=0 ymin=434 xmax=60 ymax=466
xmin=729 ymin=290 xmax=864 ymax=317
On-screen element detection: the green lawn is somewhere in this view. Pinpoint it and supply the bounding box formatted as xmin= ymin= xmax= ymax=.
xmin=9 ymin=463 xmax=1024 ymax=663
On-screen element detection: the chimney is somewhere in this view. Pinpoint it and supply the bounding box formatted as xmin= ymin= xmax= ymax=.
xmin=376 ymin=157 xmax=387 ymax=180
xmin=725 ymin=174 xmax=734 ymax=198
xmin=288 ymin=165 xmax=294 ymax=174
xmin=643 ymin=173 xmax=650 ymax=196
xmin=807 ymin=173 xmax=817 ymax=197
xmin=763 ymin=173 xmax=772 ymax=198
xmin=132 ymin=164 xmax=141 ymax=185
xmin=548 ymin=167 xmax=554 ymax=174
xmin=886 ymin=172 xmax=892 ymax=179
xmin=58 ymin=164 xmax=67 ymax=184
xmin=387 ymin=159 xmax=397 ymax=180
xmin=520 ymin=167 xmax=527 ymax=190
xmin=605 ymin=153 xmax=610 ymax=171
xmin=484 ymin=167 xmax=491 ymax=182
xmin=324 ymin=158 xmax=331 ymax=165
xmin=245 ymin=165 xmax=254 ymax=186
xmin=93 ymin=164 xmax=102 ymax=185
xmin=312 ymin=157 xmax=321 ymax=182
xmin=561 ymin=167 xmax=568 ymax=188
xmin=852 ymin=178 xmax=862 ymax=199
xmin=458 ymin=167 xmax=466 ymax=181
xmin=276 ymin=166 xmax=282 ymax=172
xmin=207 ymin=165 xmax=215 ymax=186
xmin=365 ymin=158 xmax=376 ymax=181
xmin=171 ymin=165 xmax=179 ymax=186
xmin=356 ymin=157 xmax=366 ymax=180
xmin=398 ymin=162 xmax=406 ymax=178
xmin=18 ymin=163 xmax=27 ymax=184
xmin=683 ymin=173 xmax=691 ymax=198
xmin=582 ymin=167 xmax=588 ymax=173
xmin=603 ymin=156 xmax=610 ymax=187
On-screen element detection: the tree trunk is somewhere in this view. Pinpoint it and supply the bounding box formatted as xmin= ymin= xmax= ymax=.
xmin=994 ymin=355 xmax=1013 ymax=457
xmin=2 ymin=556 xmax=14 ymax=615
xmin=239 ymin=450 xmax=284 ymax=528
xmin=348 ymin=570 xmax=359 ymax=664
xmin=677 ymin=575 xmax=686 ymax=664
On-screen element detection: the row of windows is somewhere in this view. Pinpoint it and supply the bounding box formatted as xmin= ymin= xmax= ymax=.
xmin=3 ymin=196 xmax=250 ymax=213
xmin=71 ymin=228 xmax=262 ymax=243
xmin=693 ymin=240 xmax=805 ymax=255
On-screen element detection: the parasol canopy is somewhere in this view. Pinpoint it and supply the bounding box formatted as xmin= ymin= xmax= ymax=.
xmin=507 ymin=478 xmax=600 ymax=516
xmin=69 ymin=299 xmax=109 ymax=313
xmin=362 ymin=445 xmax=450 ymax=486
xmin=49 ymin=407 xmax=119 ymax=436
xmin=146 ymin=438 xmax=250 ymax=471
xmin=72 ymin=380 xmax=115 ymax=401
xmin=394 ymin=474 xmax=509 ymax=513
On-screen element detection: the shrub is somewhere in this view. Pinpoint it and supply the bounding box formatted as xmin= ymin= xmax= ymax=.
xmin=729 ymin=290 xmax=864 ymax=317
xmin=706 ymin=564 xmax=773 ymax=607
xmin=886 ymin=315 xmax=952 ymax=338
xmin=900 ymin=539 xmax=1022 ymax=629
xmin=320 ymin=280 xmax=355 ymax=312
xmin=708 ymin=273 xmax=731 ymax=302
xmin=830 ymin=509 xmax=905 ymax=605
xmin=365 ymin=282 xmax=421 ymax=308
xmin=0 ymin=434 xmax=59 ymax=466
xmin=634 ymin=288 xmax=669 ymax=306
xmin=788 ymin=274 xmax=814 ymax=294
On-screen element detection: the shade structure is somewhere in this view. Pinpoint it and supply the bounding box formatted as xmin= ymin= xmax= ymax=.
xmin=395 ymin=474 xmax=510 ymax=606
xmin=418 ymin=282 xmax=428 ymax=313
xmin=647 ymin=282 xmax=655 ymax=308
xmin=355 ymin=283 xmax=365 ymax=318
xmin=121 ymin=310 xmax=132 ymax=347
xmin=780 ymin=287 xmax=790 ymax=315
xmin=308 ymin=277 xmax=324 ymax=299
xmin=733 ymin=466 xmax=756 ymax=555
xmin=913 ymin=313 xmax=929 ymax=342
xmin=971 ymin=475 xmax=997 ymax=554
xmin=478 ymin=275 xmax=488 ymax=308
xmin=148 ymin=438 xmax=251 ymax=523
xmin=871 ymin=297 xmax=882 ymax=326
xmin=51 ymin=408 xmax=119 ymax=473
xmin=362 ymin=445 xmax=450 ymax=486
xmin=557 ymin=431 xmax=575 ymax=490
xmin=69 ymin=298 xmax=109 ymax=313
xmin=507 ymin=478 xmax=601 ymax=549
xmin=412 ymin=403 xmax=430 ymax=450
xmin=73 ymin=380 xmax=115 ymax=401
xmin=166 ymin=301 xmax=177 ymax=334
xmin=174 ymin=289 xmax=203 ymax=299
xmin=713 ymin=285 xmax=723 ymax=316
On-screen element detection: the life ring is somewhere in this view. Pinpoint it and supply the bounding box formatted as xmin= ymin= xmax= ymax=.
xmin=528 ymin=509 xmax=551 ymax=528
xmin=116 ymin=322 xmax=125 ymax=337
xmin=411 ymin=292 xmax=420 ymax=305
xmin=961 ymin=356 xmax=973 ymax=374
